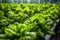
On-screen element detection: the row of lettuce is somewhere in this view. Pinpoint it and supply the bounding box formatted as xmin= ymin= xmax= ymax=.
xmin=0 ymin=3 xmax=60 ymax=40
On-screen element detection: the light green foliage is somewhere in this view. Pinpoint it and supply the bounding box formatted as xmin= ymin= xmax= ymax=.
xmin=0 ymin=3 xmax=60 ymax=40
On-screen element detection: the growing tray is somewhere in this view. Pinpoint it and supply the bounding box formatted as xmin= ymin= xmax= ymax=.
xmin=45 ymin=19 xmax=60 ymax=40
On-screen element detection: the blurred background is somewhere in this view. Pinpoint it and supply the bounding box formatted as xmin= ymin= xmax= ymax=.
xmin=0 ymin=0 xmax=60 ymax=4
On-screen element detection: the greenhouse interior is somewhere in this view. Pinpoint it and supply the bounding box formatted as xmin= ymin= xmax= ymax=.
xmin=0 ymin=0 xmax=60 ymax=40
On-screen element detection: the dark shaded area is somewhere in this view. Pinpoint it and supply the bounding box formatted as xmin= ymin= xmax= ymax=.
xmin=50 ymin=20 xmax=60 ymax=40
xmin=51 ymin=0 xmax=58 ymax=3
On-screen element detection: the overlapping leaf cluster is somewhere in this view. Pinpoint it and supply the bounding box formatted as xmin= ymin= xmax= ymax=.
xmin=0 ymin=3 xmax=60 ymax=40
